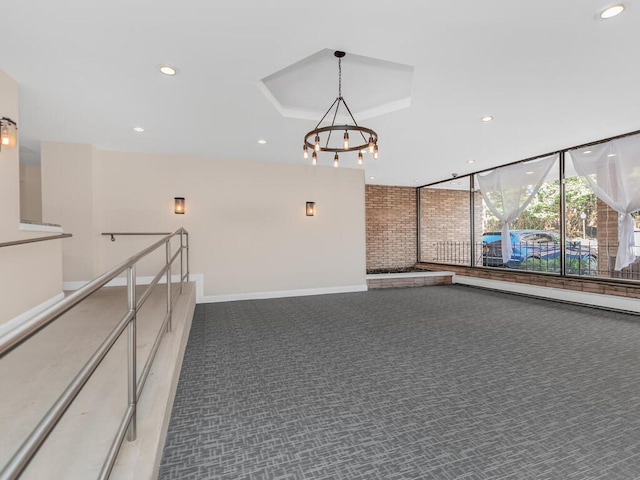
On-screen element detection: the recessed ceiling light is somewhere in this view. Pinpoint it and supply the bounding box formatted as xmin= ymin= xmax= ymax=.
xmin=607 ymin=153 xmax=618 ymax=157
xmin=583 ymin=150 xmax=592 ymax=154
xmin=481 ymin=116 xmax=494 ymax=122
xmin=467 ymin=160 xmax=475 ymax=164
xmin=369 ymin=176 xmax=376 ymax=180
xmin=413 ymin=179 xmax=420 ymax=183
xmin=525 ymin=171 xmax=535 ymax=175
xmin=133 ymin=127 xmax=144 ymax=132
xmin=159 ymin=65 xmax=179 ymax=76
xmin=600 ymin=4 xmax=625 ymax=19
xmin=258 ymin=139 xmax=267 ymax=144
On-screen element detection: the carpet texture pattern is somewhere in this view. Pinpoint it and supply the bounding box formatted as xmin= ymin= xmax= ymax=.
xmin=159 ymin=286 xmax=640 ymax=479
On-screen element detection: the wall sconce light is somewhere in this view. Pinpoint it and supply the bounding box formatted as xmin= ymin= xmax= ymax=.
xmin=0 ymin=117 xmax=18 ymax=151
xmin=174 ymin=197 xmax=185 ymax=214
xmin=306 ymin=201 xmax=316 ymax=216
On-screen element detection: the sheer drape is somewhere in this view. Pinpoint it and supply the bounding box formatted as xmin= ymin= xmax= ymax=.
xmin=569 ymin=136 xmax=640 ymax=271
xmin=476 ymin=154 xmax=557 ymax=264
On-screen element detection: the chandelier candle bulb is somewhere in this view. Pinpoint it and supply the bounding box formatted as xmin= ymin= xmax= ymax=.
xmin=334 ymin=153 xmax=339 ymax=168
xmin=358 ymin=151 xmax=364 ymax=166
xmin=373 ymin=144 xmax=379 ymax=160
xmin=343 ymin=131 xmax=349 ymax=149
xmin=312 ymin=151 xmax=317 ymax=165
xmin=303 ymin=145 xmax=308 ymax=159
xmin=314 ymin=134 xmax=320 ymax=152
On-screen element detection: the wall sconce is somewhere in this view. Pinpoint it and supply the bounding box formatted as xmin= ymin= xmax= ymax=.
xmin=174 ymin=197 xmax=185 ymax=214
xmin=0 ymin=117 xmax=18 ymax=151
xmin=306 ymin=201 xmax=316 ymax=216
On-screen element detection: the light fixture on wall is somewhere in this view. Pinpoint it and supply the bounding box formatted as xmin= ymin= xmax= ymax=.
xmin=306 ymin=201 xmax=316 ymax=216
xmin=174 ymin=197 xmax=185 ymax=214
xmin=303 ymin=51 xmax=378 ymax=167
xmin=0 ymin=117 xmax=18 ymax=151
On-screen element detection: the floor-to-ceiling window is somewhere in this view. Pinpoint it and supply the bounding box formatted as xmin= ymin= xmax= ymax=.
xmin=567 ymin=138 xmax=640 ymax=281
xmin=475 ymin=155 xmax=560 ymax=273
xmin=419 ymin=130 xmax=640 ymax=284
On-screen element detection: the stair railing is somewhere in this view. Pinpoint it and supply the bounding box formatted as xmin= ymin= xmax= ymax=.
xmin=0 ymin=228 xmax=190 ymax=480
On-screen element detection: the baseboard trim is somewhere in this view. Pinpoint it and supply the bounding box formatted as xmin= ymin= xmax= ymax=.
xmin=199 ymin=284 xmax=369 ymax=304
xmin=64 ymin=274 xmax=205 ymax=303
xmin=454 ymin=276 xmax=640 ymax=314
xmin=1 ymin=292 xmax=65 ymax=337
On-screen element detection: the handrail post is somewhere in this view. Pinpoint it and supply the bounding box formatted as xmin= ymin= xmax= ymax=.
xmin=186 ymin=231 xmax=190 ymax=282
xmin=127 ymin=265 xmax=137 ymax=442
xmin=166 ymin=240 xmax=172 ymax=333
xmin=180 ymin=230 xmax=184 ymax=295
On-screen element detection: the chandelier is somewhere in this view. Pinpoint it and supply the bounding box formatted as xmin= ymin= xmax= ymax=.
xmin=303 ymin=51 xmax=379 ymax=168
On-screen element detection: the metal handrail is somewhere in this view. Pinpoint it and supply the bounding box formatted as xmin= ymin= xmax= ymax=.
xmin=101 ymin=232 xmax=171 ymax=242
xmin=0 ymin=228 xmax=190 ymax=480
xmin=0 ymin=234 xmax=72 ymax=248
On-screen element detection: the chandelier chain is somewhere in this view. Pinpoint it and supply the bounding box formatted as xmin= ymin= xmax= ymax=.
xmin=338 ymin=57 xmax=342 ymax=98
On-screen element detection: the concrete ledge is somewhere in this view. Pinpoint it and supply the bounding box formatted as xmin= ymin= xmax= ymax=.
xmin=19 ymin=222 xmax=63 ymax=233
xmin=366 ymin=271 xmax=454 ymax=289
xmin=111 ymin=283 xmax=196 ymax=479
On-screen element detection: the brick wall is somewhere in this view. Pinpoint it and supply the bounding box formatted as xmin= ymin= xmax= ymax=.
xmin=365 ymin=185 xmax=417 ymax=271
xmin=596 ymin=198 xmax=618 ymax=275
xmin=596 ymin=198 xmax=640 ymax=280
xmin=419 ymin=188 xmax=483 ymax=265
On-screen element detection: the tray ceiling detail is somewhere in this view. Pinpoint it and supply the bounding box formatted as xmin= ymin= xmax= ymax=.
xmin=258 ymin=49 xmax=414 ymax=121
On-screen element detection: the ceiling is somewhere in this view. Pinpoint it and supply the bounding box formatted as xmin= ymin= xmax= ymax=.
xmin=2 ymin=0 xmax=639 ymax=186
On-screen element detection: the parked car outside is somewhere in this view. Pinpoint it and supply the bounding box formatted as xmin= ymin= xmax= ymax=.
xmin=482 ymin=230 xmax=598 ymax=274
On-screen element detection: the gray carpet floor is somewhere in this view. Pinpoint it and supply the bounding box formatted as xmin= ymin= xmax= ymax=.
xmin=159 ymin=285 xmax=640 ymax=479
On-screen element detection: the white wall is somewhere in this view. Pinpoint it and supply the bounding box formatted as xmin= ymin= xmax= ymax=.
xmin=41 ymin=147 xmax=367 ymax=300
xmin=0 ymin=71 xmax=20 ymax=238
xmin=19 ymin=164 xmax=43 ymax=223
xmin=41 ymin=142 xmax=96 ymax=282
xmin=0 ymin=70 xmax=63 ymax=326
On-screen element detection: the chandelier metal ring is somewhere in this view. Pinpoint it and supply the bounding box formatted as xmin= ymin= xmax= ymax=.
xmin=304 ymin=125 xmax=378 ymax=153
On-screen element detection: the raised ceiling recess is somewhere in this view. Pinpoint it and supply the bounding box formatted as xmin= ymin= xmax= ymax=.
xmin=258 ymin=49 xmax=414 ymax=121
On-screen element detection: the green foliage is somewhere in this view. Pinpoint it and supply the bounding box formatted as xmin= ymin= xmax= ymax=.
xmin=482 ymin=177 xmax=598 ymax=239
xmin=520 ymin=256 xmax=598 ymax=275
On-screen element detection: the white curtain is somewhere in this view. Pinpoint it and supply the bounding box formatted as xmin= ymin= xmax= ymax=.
xmin=569 ymin=135 xmax=640 ymax=271
xmin=476 ymin=154 xmax=557 ymax=263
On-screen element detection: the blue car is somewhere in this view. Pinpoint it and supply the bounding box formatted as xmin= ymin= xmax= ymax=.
xmin=482 ymin=230 xmax=598 ymax=274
